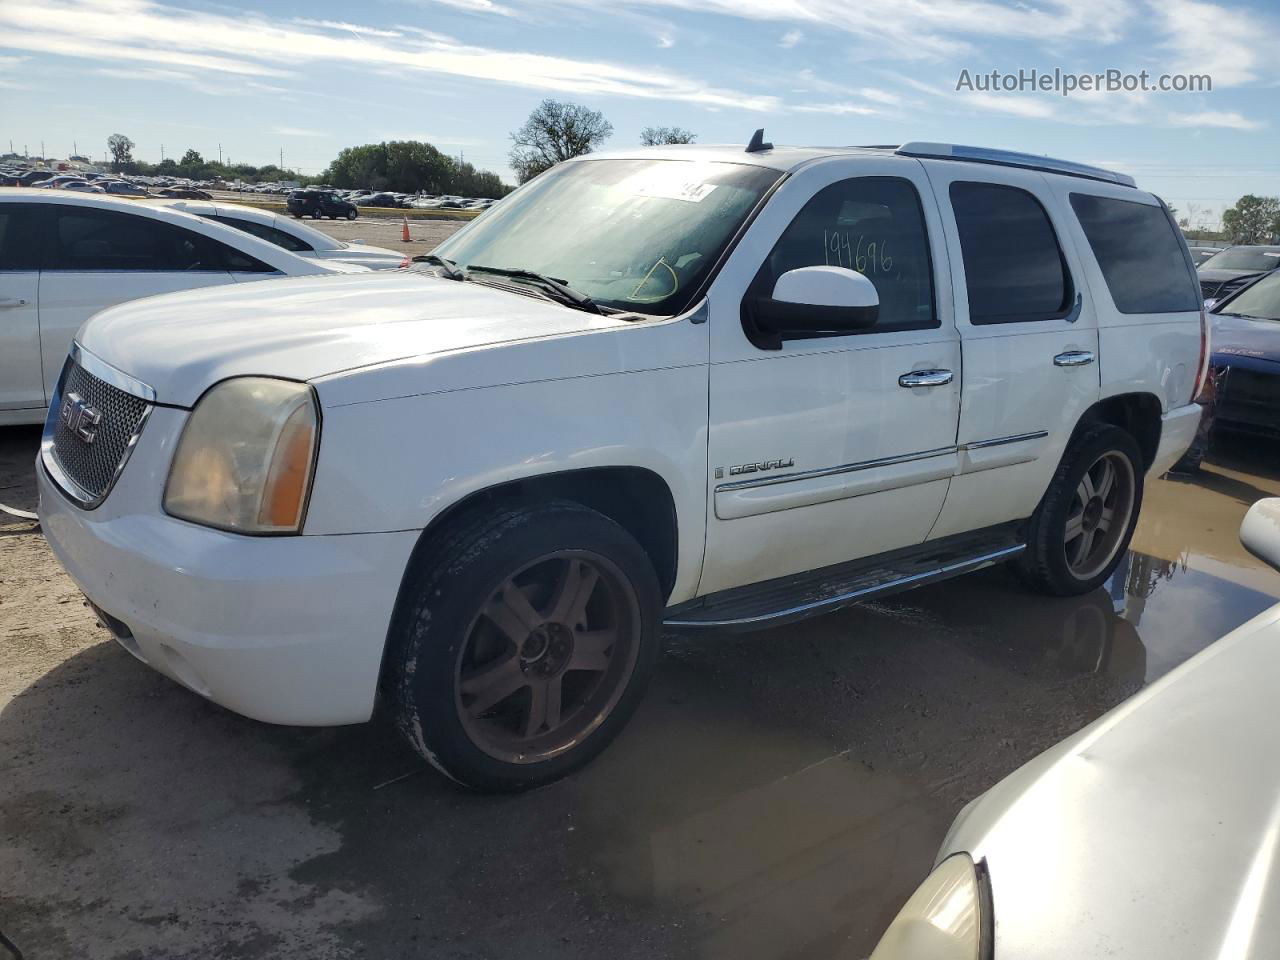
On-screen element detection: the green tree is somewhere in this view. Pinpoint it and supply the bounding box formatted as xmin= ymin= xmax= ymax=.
xmin=509 ymin=99 xmax=612 ymax=184
xmin=640 ymin=126 xmax=697 ymax=146
xmin=107 ymin=133 xmax=134 ymax=173
xmin=180 ymin=148 xmax=203 ymax=167
xmin=322 ymin=140 xmax=512 ymax=197
xmin=1221 ymin=194 xmax=1280 ymax=244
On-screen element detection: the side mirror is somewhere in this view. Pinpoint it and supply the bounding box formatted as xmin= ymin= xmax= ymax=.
xmin=1241 ymin=498 xmax=1280 ymax=573
xmin=750 ymin=266 xmax=880 ymax=338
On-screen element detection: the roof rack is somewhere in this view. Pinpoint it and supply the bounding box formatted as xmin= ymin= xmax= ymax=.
xmin=895 ymin=142 xmax=1136 ymax=188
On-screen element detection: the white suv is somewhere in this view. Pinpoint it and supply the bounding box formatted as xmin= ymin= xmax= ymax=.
xmin=37 ymin=139 xmax=1206 ymax=790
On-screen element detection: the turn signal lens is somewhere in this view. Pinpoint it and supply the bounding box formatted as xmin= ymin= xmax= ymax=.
xmin=164 ymin=378 xmax=318 ymax=534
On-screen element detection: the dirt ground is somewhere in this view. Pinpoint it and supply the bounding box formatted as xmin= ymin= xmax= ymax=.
xmin=4 ymin=269 xmax=1280 ymax=960
xmin=314 ymin=214 xmax=465 ymax=259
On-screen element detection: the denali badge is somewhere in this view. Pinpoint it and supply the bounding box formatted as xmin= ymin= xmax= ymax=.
xmin=60 ymin=392 xmax=102 ymax=444
xmin=717 ymin=457 xmax=795 ymax=479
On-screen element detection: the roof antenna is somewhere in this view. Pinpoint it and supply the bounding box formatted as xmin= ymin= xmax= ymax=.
xmin=745 ymin=128 xmax=772 ymax=153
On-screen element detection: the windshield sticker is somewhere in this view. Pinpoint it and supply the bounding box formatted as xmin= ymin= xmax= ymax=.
xmin=635 ymin=180 xmax=718 ymax=203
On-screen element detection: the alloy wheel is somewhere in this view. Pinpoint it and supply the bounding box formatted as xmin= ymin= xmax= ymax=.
xmin=1064 ymin=450 xmax=1136 ymax=580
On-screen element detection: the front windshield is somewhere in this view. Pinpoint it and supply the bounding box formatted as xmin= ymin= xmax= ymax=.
xmin=435 ymin=158 xmax=781 ymax=315
xmin=1201 ymin=247 xmax=1280 ymax=272
xmin=1218 ymin=271 xmax=1280 ymax=320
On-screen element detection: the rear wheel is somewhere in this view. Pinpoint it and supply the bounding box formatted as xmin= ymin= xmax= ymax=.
xmin=388 ymin=501 xmax=661 ymax=791
xmin=1018 ymin=424 xmax=1144 ymax=596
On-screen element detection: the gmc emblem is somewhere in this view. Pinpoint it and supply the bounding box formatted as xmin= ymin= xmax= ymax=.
xmin=60 ymin=392 xmax=102 ymax=444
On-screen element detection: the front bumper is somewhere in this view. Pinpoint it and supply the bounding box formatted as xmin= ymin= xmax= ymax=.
xmin=37 ymin=409 xmax=418 ymax=725
xmin=1149 ymin=402 xmax=1202 ymax=476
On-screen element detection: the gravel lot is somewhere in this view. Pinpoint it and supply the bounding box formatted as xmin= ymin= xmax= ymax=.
xmin=315 ymin=214 xmax=465 ymax=258
xmin=3 ymin=220 xmax=1279 ymax=958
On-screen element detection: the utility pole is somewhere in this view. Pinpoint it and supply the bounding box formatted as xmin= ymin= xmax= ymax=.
xmin=160 ymin=144 xmax=164 ymax=162
xmin=218 ymin=142 xmax=222 ymax=165
xmin=280 ymin=147 xmax=283 ymax=170
xmin=40 ymin=141 xmax=45 ymax=159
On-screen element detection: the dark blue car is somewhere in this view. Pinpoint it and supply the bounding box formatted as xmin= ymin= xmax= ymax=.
xmin=1181 ymin=270 xmax=1280 ymax=468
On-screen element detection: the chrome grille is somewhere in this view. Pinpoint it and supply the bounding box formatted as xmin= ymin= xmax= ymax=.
xmin=46 ymin=360 xmax=150 ymax=505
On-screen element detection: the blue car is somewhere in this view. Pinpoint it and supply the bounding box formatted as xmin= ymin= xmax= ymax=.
xmin=1181 ymin=270 xmax=1280 ymax=468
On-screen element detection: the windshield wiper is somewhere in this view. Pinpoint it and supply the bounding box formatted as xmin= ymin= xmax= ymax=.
xmin=467 ymin=265 xmax=601 ymax=314
xmin=412 ymin=254 xmax=466 ymax=280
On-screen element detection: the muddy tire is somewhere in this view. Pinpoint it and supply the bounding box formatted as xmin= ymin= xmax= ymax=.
xmin=1018 ymin=424 xmax=1144 ymax=596
xmin=387 ymin=501 xmax=661 ymax=792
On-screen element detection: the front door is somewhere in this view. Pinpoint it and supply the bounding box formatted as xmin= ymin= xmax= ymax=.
xmin=699 ymin=156 xmax=962 ymax=596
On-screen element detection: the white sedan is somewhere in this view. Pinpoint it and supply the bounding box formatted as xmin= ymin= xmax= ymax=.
xmin=166 ymin=200 xmax=406 ymax=269
xmin=0 ymin=189 xmax=365 ymax=426
xmin=870 ymin=497 xmax=1280 ymax=960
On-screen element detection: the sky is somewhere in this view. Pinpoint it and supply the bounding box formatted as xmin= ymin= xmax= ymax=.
xmin=1 ymin=0 xmax=1278 ymax=227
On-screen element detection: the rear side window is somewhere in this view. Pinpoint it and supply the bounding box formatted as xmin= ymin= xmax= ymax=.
xmin=0 ymin=205 xmax=41 ymax=270
xmin=748 ymin=176 xmax=937 ymax=336
xmin=950 ymin=181 xmax=1072 ymax=324
xmin=48 ymin=207 xmax=274 ymax=273
xmin=1069 ymin=193 xmax=1201 ymax=313
xmin=211 ymin=214 xmax=312 ymax=252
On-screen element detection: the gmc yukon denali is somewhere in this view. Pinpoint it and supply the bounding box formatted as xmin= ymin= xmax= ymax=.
xmin=37 ymin=138 xmax=1206 ymax=790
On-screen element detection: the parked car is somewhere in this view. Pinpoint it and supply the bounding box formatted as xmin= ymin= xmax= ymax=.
xmin=1180 ymin=269 xmax=1280 ymax=469
xmin=1198 ymin=244 xmax=1280 ymax=304
xmin=1 ymin=170 xmax=55 ymax=187
xmin=1186 ymin=243 xmax=1223 ymax=266
xmin=36 ymin=140 xmax=1203 ymax=791
xmin=871 ymin=496 xmax=1280 ymax=960
xmin=287 ymin=189 xmax=358 ymax=220
xmin=59 ymin=181 xmax=107 ymax=194
xmin=34 ymin=176 xmax=95 ymax=190
xmin=0 ymin=189 xmax=365 ymax=426
xmin=355 ymin=192 xmax=401 ymax=208
xmin=98 ymin=180 xmax=149 ymax=197
xmin=167 ymin=200 xmax=406 ymax=269
xmin=153 ymin=187 xmax=214 ymax=200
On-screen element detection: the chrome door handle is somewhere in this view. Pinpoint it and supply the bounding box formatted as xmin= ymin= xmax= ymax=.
xmin=1053 ymin=351 xmax=1095 ymax=367
xmin=898 ymin=369 xmax=954 ymax=388
xmin=0 ymin=298 xmax=28 ymax=308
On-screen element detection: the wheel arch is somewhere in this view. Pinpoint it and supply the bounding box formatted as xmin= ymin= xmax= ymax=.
xmin=400 ymin=465 xmax=680 ymax=604
xmin=1072 ymin=392 xmax=1162 ymax=470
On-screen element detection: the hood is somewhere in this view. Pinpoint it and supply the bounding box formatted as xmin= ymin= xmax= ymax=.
xmin=941 ymin=601 xmax=1280 ymax=959
xmin=1211 ymin=311 xmax=1280 ymax=366
xmin=1200 ymin=267 xmax=1264 ymax=283
xmin=77 ymin=271 xmax=635 ymax=407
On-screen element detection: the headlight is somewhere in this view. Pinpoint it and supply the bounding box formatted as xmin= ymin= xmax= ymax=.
xmin=164 ymin=378 xmax=319 ymax=534
xmin=869 ymin=854 xmax=989 ymax=960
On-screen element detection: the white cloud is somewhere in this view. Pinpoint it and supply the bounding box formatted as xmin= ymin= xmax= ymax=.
xmin=1167 ymin=110 xmax=1265 ymax=131
xmin=271 ymin=126 xmax=321 ymax=136
xmin=963 ymin=92 xmax=1057 ymax=118
xmin=1152 ymin=0 xmax=1277 ymax=88
xmin=0 ymin=0 xmax=778 ymax=110
xmin=779 ymin=29 xmax=802 ymax=48
xmin=292 ymin=19 xmax=404 ymax=39
xmin=0 ymin=55 xmax=31 ymax=70
xmin=416 ymin=0 xmax=517 ymax=16
xmin=795 ymin=102 xmax=882 ymax=116
xmin=656 ymin=31 xmax=674 ymax=48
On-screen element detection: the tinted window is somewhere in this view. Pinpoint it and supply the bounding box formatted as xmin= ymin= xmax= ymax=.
xmin=211 ymin=214 xmax=311 ymax=252
xmin=0 ymin=205 xmax=41 ymax=270
xmin=48 ymin=207 xmax=273 ymax=273
xmin=748 ymin=176 xmax=937 ymax=335
xmin=1199 ymin=247 xmax=1280 ymax=272
xmin=1070 ymin=193 xmax=1200 ymax=313
xmin=950 ymin=182 xmax=1071 ymax=324
xmin=1217 ymin=271 xmax=1280 ymax=321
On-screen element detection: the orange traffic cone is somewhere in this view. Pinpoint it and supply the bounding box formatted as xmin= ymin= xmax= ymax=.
xmin=401 ymin=215 xmax=411 ymax=243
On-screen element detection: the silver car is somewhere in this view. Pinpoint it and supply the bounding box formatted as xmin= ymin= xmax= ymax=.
xmin=871 ymin=497 xmax=1280 ymax=960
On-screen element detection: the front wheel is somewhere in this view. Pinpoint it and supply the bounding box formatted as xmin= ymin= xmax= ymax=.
xmin=347 ymin=209 xmax=357 ymax=220
xmin=1017 ymin=424 xmax=1144 ymax=596
xmin=388 ymin=501 xmax=661 ymax=791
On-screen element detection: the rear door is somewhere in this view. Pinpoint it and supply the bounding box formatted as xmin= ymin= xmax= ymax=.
xmin=37 ymin=205 xmax=249 ymax=399
xmin=922 ymin=165 xmax=1101 ymax=539
xmin=0 ymin=203 xmax=43 ymax=415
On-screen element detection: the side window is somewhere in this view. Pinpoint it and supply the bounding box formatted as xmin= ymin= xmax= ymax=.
xmin=0 ymin=205 xmax=42 ymax=270
xmin=950 ymin=182 xmax=1072 ymax=325
xmin=204 ymin=234 xmax=276 ymax=273
xmin=50 ymin=207 xmax=171 ymax=271
xmin=746 ymin=176 xmax=937 ymax=340
xmin=1069 ymin=193 xmax=1200 ymax=313
xmin=211 ymin=215 xmax=312 ymax=252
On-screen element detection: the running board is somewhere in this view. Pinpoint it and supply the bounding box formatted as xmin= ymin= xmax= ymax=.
xmin=664 ymin=526 xmax=1025 ymax=631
